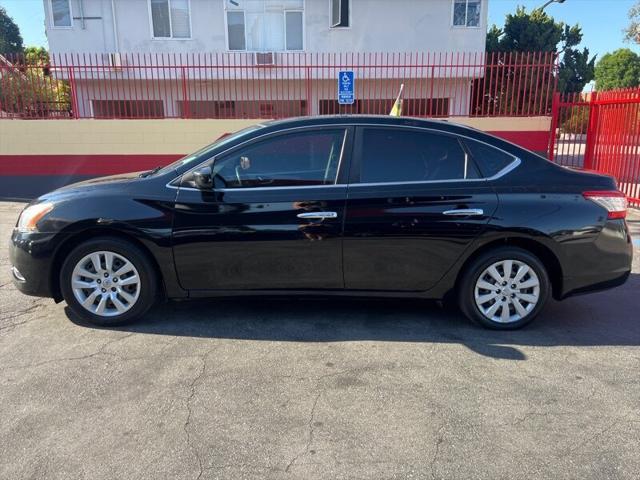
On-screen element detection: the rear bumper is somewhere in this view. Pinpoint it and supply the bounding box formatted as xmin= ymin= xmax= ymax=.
xmin=560 ymin=269 xmax=631 ymax=299
xmin=557 ymin=219 xmax=633 ymax=299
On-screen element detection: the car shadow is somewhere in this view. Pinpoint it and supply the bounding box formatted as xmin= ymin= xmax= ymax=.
xmin=66 ymin=273 xmax=640 ymax=361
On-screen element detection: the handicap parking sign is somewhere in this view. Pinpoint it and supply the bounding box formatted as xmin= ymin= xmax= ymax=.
xmin=338 ymin=70 xmax=355 ymax=105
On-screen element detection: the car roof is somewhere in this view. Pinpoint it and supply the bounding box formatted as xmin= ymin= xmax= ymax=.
xmin=257 ymin=115 xmax=481 ymax=135
xmin=252 ymin=115 xmax=534 ymax=160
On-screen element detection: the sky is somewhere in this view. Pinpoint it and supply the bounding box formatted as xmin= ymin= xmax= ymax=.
xmin=1 ymin=0 xmax=639 ymax=60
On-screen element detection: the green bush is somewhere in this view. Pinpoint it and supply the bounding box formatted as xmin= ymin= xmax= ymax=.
xmin=560 ymin=108 xmax=590 ymax=134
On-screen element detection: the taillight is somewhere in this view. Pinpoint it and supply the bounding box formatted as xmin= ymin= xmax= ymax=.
xmin=583 ymin=191 xmax=628 ymax=219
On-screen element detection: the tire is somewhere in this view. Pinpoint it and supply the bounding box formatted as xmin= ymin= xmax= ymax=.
xmin=458 ymin=247 xmax=550 ymax=330
xmin=60 ymin=237 xmax=157 ymax=326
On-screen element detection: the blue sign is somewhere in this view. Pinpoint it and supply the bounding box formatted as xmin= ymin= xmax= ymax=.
xmin=338 ymin=70 xmax=355 ymax=105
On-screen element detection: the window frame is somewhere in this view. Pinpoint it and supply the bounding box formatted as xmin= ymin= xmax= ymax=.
xmin=224 ymin=0 xmax=306 ymax=52
xmin=48 ymin=0 xmax=73 ymax=29
xmin=176 ymin=125 xmax=353 ymax=191
xmin=330 ymin=0 xmax=350 ymax=29
xmin=169 ymin=124 xmax=520 ymax=192
xmin=148 ymin=0 xmax=193 ymax=40
xmin=349 ymin=125 xmax=519 ymax=186
xmin=451 ymin=0 xmax=482 ymax=29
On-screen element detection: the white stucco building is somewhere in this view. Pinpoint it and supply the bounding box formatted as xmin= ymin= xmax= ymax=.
xmin=42 ymin=0 xmax=489 ymax=118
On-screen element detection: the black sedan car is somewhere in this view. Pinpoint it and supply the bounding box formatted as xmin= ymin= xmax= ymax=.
xmin=10 ymin=116 xmax=632 ymax=329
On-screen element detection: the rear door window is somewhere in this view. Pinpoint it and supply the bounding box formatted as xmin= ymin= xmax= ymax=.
xmin=358 ymin=128 xmax=480 ymax=183
xmin=463 ymin=139 xmax=516 ymax=177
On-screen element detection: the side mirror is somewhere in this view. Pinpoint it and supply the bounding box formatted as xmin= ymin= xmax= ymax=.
xmin=193 ymin=166 xmax=213 ymax=190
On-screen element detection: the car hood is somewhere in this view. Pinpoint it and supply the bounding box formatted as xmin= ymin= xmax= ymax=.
xmin=37 ymin=171 xmax=149 ymax=203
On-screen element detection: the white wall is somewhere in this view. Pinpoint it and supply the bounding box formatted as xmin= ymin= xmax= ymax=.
xmin=44 ymin=0 xmax=488 ymax=54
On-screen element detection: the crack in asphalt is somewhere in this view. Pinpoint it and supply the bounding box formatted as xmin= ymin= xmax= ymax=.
xmin=563 ymin=420 xmax=622 ymax=456
xmin=181 ymin=348 xmax=220 ymax=480
xmin=285 ymin=391 xmax=322 ymax=473
xmin=2 ymin=332 xmax=136 ymax=370
xmin=184 ymin=355 xmax=207 ymax=480
xmin=429 ymin=423 xmax=446 ymax=480
xmin=0 ymin=300 xmax=48 ymax=333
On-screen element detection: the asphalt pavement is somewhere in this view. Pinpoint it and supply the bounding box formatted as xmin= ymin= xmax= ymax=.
xmin=1 ymin=200 xmax=639 ymax=479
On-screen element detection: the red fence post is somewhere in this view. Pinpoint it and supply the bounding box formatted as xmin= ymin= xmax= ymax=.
xmin=305 ymin=64 xmax=312 ymax=116
xmin=67 ymin=66 xmax=79 ymax=119
xmin=584 ymin=91 xmax=599 ymax=170
xmin=181 ymin=66 xmax=190 ymax=119
xmin=548 ymin=91 xmax=561 ymax=161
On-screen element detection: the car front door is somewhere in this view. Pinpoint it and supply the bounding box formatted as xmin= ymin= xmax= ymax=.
xmin=172 ymin=126 xmax=352 ymax=292
xmin=343 ymin=126 xmax=501 ymax=291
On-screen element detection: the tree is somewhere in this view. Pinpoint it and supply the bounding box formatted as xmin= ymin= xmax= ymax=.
xmin=487 ymin=7 xmax=596 ymax=94
xmin=0 ymin=6 xmax=23 ymax=54
xmin=625 ymin=2 xmax=640 ymax=44
xmin=595 ymin=49 xmax=640 ymax=90
xmin=24 ymin=46 xmax=49 ymax=65
xmin=0 ymin=46 xmax=70 ymax=117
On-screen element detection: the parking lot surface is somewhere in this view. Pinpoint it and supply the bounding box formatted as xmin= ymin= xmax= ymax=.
xmin=1 ymin=200 xmax=639 ymax=479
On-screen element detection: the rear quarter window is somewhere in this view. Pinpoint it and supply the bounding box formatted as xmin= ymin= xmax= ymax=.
xmin=464 ymin=139 xmax=516 ymax=178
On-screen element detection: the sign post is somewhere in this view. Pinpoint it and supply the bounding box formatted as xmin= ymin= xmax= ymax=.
xmin=338 ymin=70 xmax=355 ymax=105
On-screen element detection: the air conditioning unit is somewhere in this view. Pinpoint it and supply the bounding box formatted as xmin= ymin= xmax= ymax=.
xmin=255 ymin=52 xmax=276 ymax=66
xmin=108 ymin=52 xmax=122 ymax=70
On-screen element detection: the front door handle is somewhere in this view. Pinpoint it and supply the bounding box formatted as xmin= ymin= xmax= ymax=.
xmin=296 ymin=211 xmax=338 ymax=220
xmin=442 ymin=208 xmax=484 ymax=217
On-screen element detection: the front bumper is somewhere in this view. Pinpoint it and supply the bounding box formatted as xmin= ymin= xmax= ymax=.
xmin=9 ymin=230 xmax=59 ymax=298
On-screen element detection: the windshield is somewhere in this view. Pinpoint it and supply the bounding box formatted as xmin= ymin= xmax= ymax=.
xmin=155 ymin=124 xmax=265 ymax=175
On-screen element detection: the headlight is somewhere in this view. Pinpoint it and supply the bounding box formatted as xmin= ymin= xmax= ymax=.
xmin=16 ymin=203 xmax=54 ymax=233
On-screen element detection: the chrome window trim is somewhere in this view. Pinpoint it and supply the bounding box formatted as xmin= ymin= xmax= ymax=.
xmin=172 ymin=184 xmax=349 ymax=193
xmin=166 ymin=122 xmax=522 ymax=191
xmin=347 ymin=158 xmax=520 ymax=188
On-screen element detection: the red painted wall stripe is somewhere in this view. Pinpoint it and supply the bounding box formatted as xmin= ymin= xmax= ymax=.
xmin=0 ymin=154 xmax=182 ymax=176
xmin=0 ymin=131 xmax=549 ymax=177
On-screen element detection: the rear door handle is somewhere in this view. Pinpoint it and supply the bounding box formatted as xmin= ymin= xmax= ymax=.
xmin=442 ymin=208 xmax=484 ymax=217
xmin=296 ymin=211 xmax=338 ymax=220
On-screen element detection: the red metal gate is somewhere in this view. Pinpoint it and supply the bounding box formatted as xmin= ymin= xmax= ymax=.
xmin=549 ymin=88 xmax=640 ymax=206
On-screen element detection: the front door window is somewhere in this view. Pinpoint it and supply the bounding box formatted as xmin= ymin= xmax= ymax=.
xmin=213 ymin=129 xmax=347 ymax=188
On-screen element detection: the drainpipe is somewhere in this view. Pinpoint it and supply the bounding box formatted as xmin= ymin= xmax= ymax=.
xmin=111 ymin=0 xmax=120 ymax=52
xmin=78 ymin=0 xmax=86 ymax=29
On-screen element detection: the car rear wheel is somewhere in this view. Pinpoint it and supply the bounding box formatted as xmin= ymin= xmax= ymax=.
xmin=60 ymin=237 xmax=157 ymax=326
xmin=459 ymin=247 xmax=550 ymax=329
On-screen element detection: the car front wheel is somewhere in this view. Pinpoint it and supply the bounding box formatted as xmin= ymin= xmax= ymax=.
xmin=60 ymin=237 xmax=157 ymax=326
xmin=459 ymin=247 xmax=550 ymax=329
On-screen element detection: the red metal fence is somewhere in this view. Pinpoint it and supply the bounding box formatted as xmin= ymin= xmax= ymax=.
xmin=0 ymin=51 xmax=557 ymax=120
xmin=549 ymin=88 xmax=640 ymax=206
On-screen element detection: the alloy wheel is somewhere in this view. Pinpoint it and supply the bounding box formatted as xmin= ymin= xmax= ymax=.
xmin=71 ymin=250 xmax=141 ymax=317
xmin=473 ymin=259 xmax=541 ymax=324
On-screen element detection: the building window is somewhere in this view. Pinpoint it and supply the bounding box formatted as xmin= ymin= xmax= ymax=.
xmin=225 ymin=0 xmax=304 ymax=51
xmin=150 ymin=0 xmax=191 ymax=38
xmin=331 ymin=0 xmax=349 ymax=28
xmin=227 ymin=11 xmax=247 ymax=50
xmin=50 ymin=0 xmax=72 ymax=27
xmin=285 ymin=11 xmax=303 ymax=50
xmin=453 ymin=0 xmax=481 ymax=27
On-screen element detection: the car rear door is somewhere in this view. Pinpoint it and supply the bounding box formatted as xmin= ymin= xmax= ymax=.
xmin=342 ymin=126 xmax=501 ymax=291
xmin=172 ymin=126 xmax=353 ymax=291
